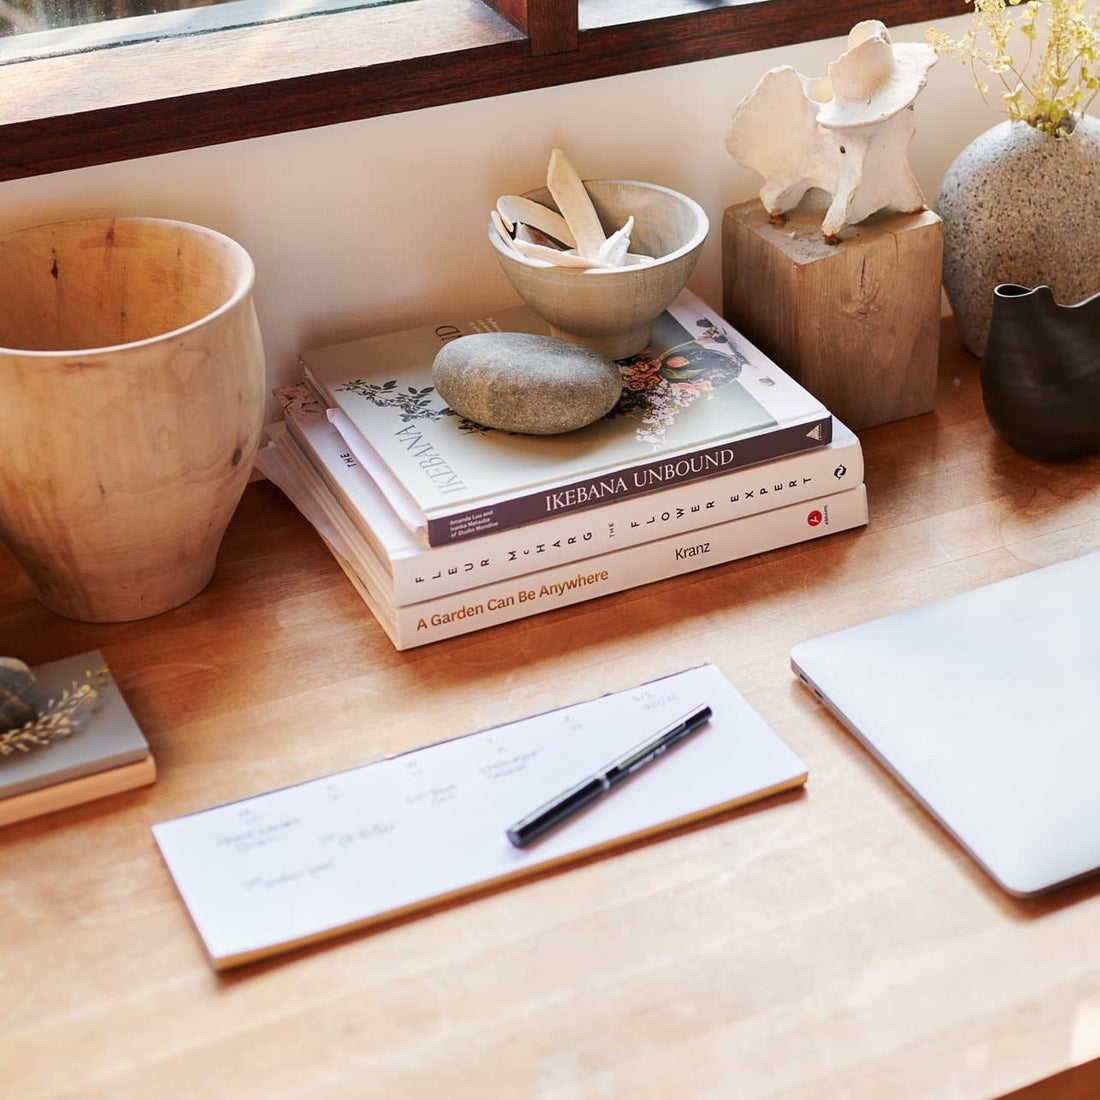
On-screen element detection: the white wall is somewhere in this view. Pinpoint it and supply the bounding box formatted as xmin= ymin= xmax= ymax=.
xmin=0 ymin=16 xmax=989 ymax=411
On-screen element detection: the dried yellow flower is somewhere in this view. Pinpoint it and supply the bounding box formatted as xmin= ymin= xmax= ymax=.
xmin=0 ymin=669 xmax=106 ymax=759
xmin=928 ymin=0 xmax=1100 ymax=134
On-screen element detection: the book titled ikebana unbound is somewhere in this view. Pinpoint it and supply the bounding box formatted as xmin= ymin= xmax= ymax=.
xmin=300 ymin=289 xmax=831 ymax=547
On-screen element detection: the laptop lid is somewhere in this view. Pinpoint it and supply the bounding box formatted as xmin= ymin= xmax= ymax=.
xmin=790 ymin=550 xmax=1100 ymax=896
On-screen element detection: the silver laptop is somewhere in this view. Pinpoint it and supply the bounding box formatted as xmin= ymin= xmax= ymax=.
xmin=790 ymin=550 xmax=1100 ymax=896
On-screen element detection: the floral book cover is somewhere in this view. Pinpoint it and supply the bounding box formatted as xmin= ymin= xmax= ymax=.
xmin=299 ymin=289 xmax=831 ymax=546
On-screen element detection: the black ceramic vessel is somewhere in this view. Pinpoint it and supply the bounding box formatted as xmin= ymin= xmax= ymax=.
xmin=980 ymin=284 xmax=1100 ymax=462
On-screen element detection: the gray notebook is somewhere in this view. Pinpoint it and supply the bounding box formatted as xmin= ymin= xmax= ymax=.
xmin=790 ymin=551 xmax=1100 ymax=896
xmin=0 ymin=650 xmax=150 ymax=801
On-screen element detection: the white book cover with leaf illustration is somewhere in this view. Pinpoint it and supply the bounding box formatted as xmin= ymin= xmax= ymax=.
xmin=300 ymin=289 xmax=831 ymax=546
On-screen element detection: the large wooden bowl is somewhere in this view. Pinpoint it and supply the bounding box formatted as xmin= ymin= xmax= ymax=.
xmin=0 ymin=217 xmax=265 ymax=622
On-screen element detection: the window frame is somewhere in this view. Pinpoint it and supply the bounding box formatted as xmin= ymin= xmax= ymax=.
xmin=0 ymin=0 xmax=963 ymax=183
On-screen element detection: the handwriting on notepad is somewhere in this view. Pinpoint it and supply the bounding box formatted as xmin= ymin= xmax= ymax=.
xmin=216 ymin=816 xmax=303 ymax=853
xmin=319 ymin=823 xmax=397 ymax=848
xmin=634 ymin=686 xmax=681 ymax=713
xmin=481 ymin=749 xmax=543 ymax=780
xmin=406 ymin=785 xmax=457 ymax=806
xmin=244 ymin=863 xmax=335 ymax=893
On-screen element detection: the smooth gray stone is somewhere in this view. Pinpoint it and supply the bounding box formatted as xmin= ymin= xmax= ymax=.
xmin=432 ymin=332 xmax=623 ymax=435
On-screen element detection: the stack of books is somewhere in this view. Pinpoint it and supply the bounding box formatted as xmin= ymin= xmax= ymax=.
xmin=257 ymin=289 xmax=867 ymax=649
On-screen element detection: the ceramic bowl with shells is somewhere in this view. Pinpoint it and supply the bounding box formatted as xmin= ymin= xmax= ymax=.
xmin=489 ymin=161 xmax=708 ymax=360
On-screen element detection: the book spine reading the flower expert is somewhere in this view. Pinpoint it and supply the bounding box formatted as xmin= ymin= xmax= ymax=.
xmin=310 ymin=483 xmax=869 ymax=650
xmin=331 ymin=408 xmax=834 ymax=548
xmin=299 ymin=289 xmax=832 ymax=546
xmin=271 ymin=395 xmax=864 ymax=604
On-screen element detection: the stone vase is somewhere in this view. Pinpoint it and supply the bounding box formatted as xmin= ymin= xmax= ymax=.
xmin=935 ymin=115 xmax=1100 ymax=357
xmin=981 ymin=284 xmax=1100 ymax=462
xmin=0 ymin=217 xmax=266 ymax=622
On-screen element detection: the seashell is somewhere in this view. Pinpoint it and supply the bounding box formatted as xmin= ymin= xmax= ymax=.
xmin=490 ymin=209 xmax=516 ymax=248
xmin=514 ymin=223 xmax=566 ymax=250
xmin=546 ymin=147 xmax=607 ymax=259
xmin=511 ymin=239 xmax=616 ymax=269
xmin=497 ymin=195 xmax=575 ymax=249
xmin=0 ymin=657 xmax=38 ymax=734
xmin=595 ymin=215 xmax=634 ymax=266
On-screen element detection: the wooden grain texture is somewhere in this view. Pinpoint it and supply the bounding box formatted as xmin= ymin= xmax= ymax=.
xmin=0 ymin=217 xmax=265 ymax=621
xmin=2 ymin=320 xmax=1099 ymax=1099
xmin=483 ymin=0 xmax=578 ymax=53
xmin=723 ymin=197 xmax=944 ymax=430
xmin=1 ymin=0 xmax=964 ymax=181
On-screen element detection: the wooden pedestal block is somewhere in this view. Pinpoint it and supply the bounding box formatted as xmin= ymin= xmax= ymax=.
xmin=722 ymin=197 xmax=944 ymax=431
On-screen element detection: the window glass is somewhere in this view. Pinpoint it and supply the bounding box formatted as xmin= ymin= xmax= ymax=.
xmin=2 ymin=0 xmax=965 ymax=182
xmin=0 ymin=0 xmax=407 ymax=59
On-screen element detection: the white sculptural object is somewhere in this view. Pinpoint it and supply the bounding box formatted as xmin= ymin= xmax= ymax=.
xmin=726 ymin=21 xmax=937 ymax=241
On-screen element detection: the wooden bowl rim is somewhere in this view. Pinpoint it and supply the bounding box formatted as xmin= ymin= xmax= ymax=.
xmin=0 ymin=216 xmax=256 ymax=358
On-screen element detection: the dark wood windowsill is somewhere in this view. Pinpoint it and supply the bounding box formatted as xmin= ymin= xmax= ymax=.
xmin=1 ymin=0 xmax=962 ymax=183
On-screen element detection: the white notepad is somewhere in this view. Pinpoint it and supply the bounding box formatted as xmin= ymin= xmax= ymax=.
xmin=153 ymin=664 xmax=807 ymax=969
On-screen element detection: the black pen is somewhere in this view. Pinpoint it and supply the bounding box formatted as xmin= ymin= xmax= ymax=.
xmin=505 ymin=703 xmax=713 ymax=848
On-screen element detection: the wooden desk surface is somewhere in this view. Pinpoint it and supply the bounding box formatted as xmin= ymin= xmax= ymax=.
xmin=2 ymin=319 xmax=1099 ymax=1100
